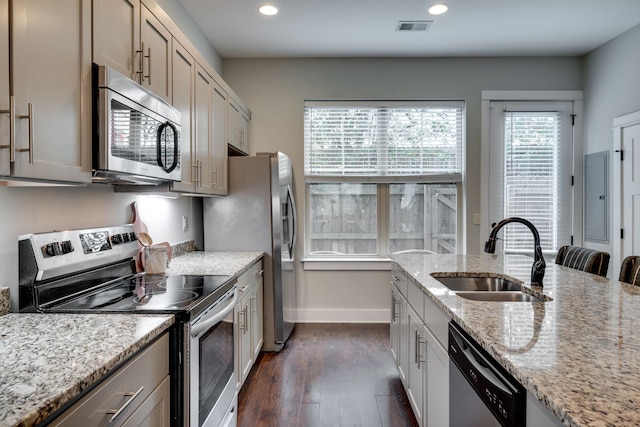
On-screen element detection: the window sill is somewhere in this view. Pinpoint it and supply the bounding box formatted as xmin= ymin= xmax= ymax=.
xmin=302 ymin=257 xmax=392 ymax=271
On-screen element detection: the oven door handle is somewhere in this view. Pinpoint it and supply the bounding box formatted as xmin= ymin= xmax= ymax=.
xmin=190 ymin=289 xmax=238 ymax=338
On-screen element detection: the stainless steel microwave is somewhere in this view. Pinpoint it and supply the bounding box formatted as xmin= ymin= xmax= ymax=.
xmin=92 ymin=64 xmax=181 ymax=184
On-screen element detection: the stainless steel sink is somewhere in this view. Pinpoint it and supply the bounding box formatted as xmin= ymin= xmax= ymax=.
xmin=455 ymin=291 xmax=547 ymax=302
xmin=431 ymin=274 xmax=551 ymax=302
xmin=432 ymin=275 xmax=522 ymax=292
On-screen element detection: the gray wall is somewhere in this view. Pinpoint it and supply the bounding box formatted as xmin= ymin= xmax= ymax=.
xmin=582 ymin=24 xmax=640 ymax=259
xmin=221 ymin=57 xmax=582 ymax=321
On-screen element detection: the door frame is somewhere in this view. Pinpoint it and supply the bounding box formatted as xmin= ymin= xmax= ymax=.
xmin=480 ymin=90 xmax=584 ymax=252
xmin=612 ymin=110 xmax=640 ymax=280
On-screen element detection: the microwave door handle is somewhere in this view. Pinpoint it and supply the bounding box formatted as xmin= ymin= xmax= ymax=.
xmin=156 ymin=122 xmax=179 ymax=173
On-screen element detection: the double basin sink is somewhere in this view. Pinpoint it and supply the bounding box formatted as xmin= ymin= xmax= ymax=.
xmin=431 ymin=274 xmax=551 ymax=302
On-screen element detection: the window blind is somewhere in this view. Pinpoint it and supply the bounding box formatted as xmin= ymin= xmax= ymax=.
xmin=502 ymin=111 xmax=565 ymax=253
xmin=304 ymin=101 xmax=464 ymax=182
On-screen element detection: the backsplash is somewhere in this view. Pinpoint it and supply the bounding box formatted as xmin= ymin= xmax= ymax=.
xmin=171 ymin=240 xmax=196 ymax=258
xmin=0 ymin=287 xmax=9 ymax=315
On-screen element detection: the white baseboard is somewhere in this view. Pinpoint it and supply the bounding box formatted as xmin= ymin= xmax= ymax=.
xmin=295 ymin=308 xmax=390 ymax=323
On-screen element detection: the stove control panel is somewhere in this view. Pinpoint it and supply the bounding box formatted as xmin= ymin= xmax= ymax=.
xmin=19 ymin=225 xmax=140 ymax=282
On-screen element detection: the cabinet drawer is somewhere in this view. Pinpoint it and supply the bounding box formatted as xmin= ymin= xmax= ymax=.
xmin=423 ymin=294 xmax=449 ymax=348
xmin=391 ymin=263 xmax=408 ymax=297
xmin=237 ymin=259 xmax=264 ymax=297
xmin=51 ymin=333 xmax=169 ymax=427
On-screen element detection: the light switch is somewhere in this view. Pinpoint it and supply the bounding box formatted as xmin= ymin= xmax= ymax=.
xmin=182 ymin=216 xmax=188 ymax=232
xmin=473 ymin=213 xmax=481 ymax=225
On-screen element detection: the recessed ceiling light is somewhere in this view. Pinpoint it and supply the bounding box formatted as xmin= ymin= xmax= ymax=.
xmin=428 ymin=3 xmax=448 ymax=15
xmin=258 ymin=4 xmax=278 ymax=16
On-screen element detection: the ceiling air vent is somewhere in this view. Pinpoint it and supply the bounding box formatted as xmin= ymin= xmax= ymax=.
xmin=396 ymin=21 xmax=432 ymax=32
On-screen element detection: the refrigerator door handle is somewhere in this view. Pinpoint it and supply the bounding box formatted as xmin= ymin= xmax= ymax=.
xmin=286 ymin=184 xmax=297 ymax=257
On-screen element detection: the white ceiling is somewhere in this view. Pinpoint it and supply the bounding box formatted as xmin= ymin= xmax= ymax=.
xmin=177 ymin=0 xmax=640 ymax=59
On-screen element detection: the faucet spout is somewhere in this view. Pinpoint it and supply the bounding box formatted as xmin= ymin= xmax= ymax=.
xmin=484 ymin=217 xmax=546 ymax=287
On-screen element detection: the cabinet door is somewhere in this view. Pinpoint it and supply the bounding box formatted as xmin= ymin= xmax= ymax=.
xmin=425 ymin=325 xmax=449 ymax=427
xmin=407 ymin=305 xmax=425 ymax=426
xmin=121 ymin=377 xmax=170 ymax=427
xmin=227 ymin=99 xmax=250 ymax=155
xmin=390 ymin=285 xmax=401 ymax=365
xmin=92 ymin=0 xmax=140 ymax=80
xmin=250 ymin=279 xmax=264 ymax=360
xmin=211 ymin=82 xmax=228 ymax=195
xmin=194 ymin=64 xmax=213 ymax=193
xmin=236 ymin=296 xmax=253 ymax=387
xmin=171 ymin=40 xmax=196 ymax=192
xmin=0 ymin=0 xmax=8 ymax=176
xmin=140 ymin=4 xmax=172 ymax=103
xmin=10 ymin=0 xmax=91 ymax=183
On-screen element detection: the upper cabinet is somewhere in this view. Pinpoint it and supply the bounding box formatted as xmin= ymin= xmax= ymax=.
xmin=228 ymin=99 xmax=251 ymax=156
xmin=0 ymin=0 xmax=92 ymax=184
xmin=93 ymin=0 xmax=171 ymax=103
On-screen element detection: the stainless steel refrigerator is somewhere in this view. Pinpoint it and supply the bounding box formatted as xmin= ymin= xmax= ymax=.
xmin=203 ymin=152 xmax=296 ymax=352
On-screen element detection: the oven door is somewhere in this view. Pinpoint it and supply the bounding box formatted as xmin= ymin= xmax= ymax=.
xmin=189 ymin=288 xmax=237 ymax=427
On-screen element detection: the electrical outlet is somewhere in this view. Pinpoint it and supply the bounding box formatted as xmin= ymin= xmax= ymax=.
xmin=182 ymin=216 xmax=188 ymax=232
xmin=473 ymin=213 xmax=481 ymax=225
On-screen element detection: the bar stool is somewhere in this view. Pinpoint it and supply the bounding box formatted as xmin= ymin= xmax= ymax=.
xmin=555 ymin=245 xmax=610 ymax=277
xmin=619 ymin=256 xmax=640 ymax=285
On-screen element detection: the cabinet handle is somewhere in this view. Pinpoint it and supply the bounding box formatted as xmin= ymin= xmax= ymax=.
xmin=192 ymin=163 xmax=199 ymax=186
xmin=198 ymin=160 xmax=203 ymax=187
xmin=144 ymin=46 xmax=152 ymax=84
xmin=256 ymin=269 xmax=264 ymax=278
xmin=211 ymin=167 xmax=218 ymax=187
xmin=135 ymin=44 xmax=144 ymax=83
xmin=0 ymin=96 xmax=15 ymax=161
xmin=16 ymin=102 xmax=34 ymax=163
xmin=415 ymin=331 xmax=426 ymax=369
xmin=106 ymin=386 xmax=144 ymax=424
xmin=251 ymin=295 xmax=258 ymax=313
xmin=243 ymin=306 xmax=249 ymax=334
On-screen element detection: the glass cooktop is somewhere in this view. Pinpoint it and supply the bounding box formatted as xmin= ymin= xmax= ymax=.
xmin=51 ymin=274 xmax=234 ymax=313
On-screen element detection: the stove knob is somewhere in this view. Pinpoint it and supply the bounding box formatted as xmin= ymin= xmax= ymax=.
xmin=112 ymin=234 xmax=122 ymax=245
xmin=129 ymin=232 xmax=137 ymax=242
xmin=42 ymin=243 xmax=61 ymax=257
xmin=60 ymin=240 xmax=74 ymax=254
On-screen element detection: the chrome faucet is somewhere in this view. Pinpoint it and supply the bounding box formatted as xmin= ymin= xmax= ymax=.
xmin=484 ymin=217 xmax=546 ymax=287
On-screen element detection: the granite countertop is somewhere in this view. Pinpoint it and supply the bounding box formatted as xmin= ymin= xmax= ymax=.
xmin=166 ymin=251 xmax=264 ymax=277
xmin=391 ymin=253 xmax=640 ymax=427
xmin=0 ymin=313 xmax=174 ymax=427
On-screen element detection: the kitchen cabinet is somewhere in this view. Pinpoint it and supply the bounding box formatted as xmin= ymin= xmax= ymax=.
xmin=235 ymin=259 xmax=264 ymax=389
xmin=390 ymin=262 xmax=450 ymax=427
xmin=93 ymin=0 xmax=172 ymax=103
xmin=50 ymin=333 xmax=170 ymax=427
xmin=228 ymin=99 xmax=251 ymax=155
xmin=193 ymin=64 xmax=228 ymax=195
xmin=170 ymin=39 xmax=197 ymax=193
xmin=0 ymin=0 xmax=92 ymax=183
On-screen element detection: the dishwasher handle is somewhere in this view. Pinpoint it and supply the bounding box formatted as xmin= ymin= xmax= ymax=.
xmin=448 ymin=322 xmax=525 ymax=426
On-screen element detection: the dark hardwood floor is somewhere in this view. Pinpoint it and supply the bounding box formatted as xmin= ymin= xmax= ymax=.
xmin=238 ymin=323 xmax=419 ymax=427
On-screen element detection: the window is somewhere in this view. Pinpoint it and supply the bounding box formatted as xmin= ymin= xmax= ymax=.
xmin=304 ymin=101 xmax=464 ymax=259
xmin=486 ymin=99 xmax=578 ymax=255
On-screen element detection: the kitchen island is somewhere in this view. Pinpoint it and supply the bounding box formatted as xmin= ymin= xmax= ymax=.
xmin=391 ymin=252 xmax=640 ymax=427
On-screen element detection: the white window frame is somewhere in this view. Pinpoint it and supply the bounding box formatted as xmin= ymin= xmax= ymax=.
xmin=303 ymin=100 xmax=465 ymax=270
xmin=480 ymin=90 xmax=584 ymax=253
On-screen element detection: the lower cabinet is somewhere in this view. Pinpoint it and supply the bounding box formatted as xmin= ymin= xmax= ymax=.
xmin=50 ymin=333 xmax=170 ymax=427
xmin=235 ymin=258 xmax=264 ymax=389
xmin=390 ymin=262 xmax=449 ymax=427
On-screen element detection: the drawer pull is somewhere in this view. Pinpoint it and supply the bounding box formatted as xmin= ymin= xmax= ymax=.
xmin=106 ymin=386 xmax=144 ymax=423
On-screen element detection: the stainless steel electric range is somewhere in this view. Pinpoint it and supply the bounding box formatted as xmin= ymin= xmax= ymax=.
xmin=18 ymin=225 xmax=238 ymax=427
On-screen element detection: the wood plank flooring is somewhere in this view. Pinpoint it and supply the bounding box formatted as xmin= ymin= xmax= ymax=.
xmin=238 ymin=323 xmax=419 ymax=427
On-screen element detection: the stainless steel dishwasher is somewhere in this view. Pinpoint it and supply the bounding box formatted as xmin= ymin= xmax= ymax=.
xmin=449 ymin=322 xmax=525 ymax=427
